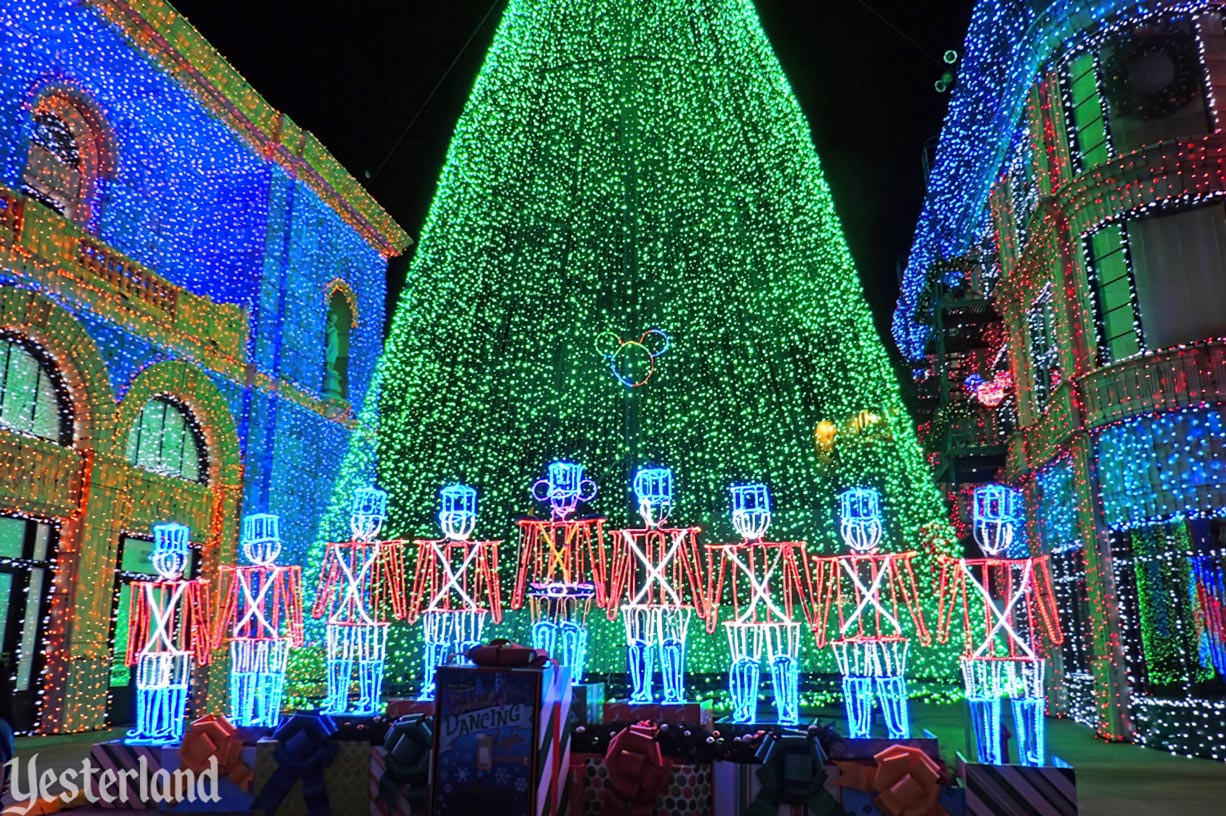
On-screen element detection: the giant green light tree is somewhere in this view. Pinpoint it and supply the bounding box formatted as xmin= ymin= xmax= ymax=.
xmin=322 ymin=0 xmax=956 ymax=692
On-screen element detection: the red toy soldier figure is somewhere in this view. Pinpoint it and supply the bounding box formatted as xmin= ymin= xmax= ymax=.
xmin=937 ymin=484 xmax=1062 ymax=766
xmin=706 ymin=483 xmax=816 ymax=724
xmin=213 ymin=513 xmax=304 ymax=728
xmin=313 ymin=486 xmax=408 ymax=715
xmin=124 ymin=523 xmax=210 ymax=744
xmin=407 ymin=484 xmax=503 ymax=700
xmin=811 ymin=488 xmax=931 ymax=740
xmin=606 ymin=467 xmax=707 ymax=704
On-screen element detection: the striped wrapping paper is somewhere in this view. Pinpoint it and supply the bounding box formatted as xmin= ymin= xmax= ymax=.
xmin=370 ymin=745 xmax=418 ymax=816
xmin=536 ymin=665 xmax=573 ymax=816
xmin=87 ymin=741 xmax=169 ymax=811
xmin=958 ymin=759 xmax=1077 ymax=816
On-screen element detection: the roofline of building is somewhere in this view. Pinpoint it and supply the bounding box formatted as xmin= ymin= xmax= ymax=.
xmin=892 ymin=0 xmax=1155 ymax=360
xmin=88 ymin=0 xmax=411 ymax=258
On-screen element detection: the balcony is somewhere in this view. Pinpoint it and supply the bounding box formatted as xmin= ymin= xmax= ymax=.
xmin=926 ymin=407 xmax=1012 ymax=485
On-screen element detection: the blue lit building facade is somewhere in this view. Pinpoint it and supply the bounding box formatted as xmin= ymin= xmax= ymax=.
xmin=898 ymin=0 xmax=1226 ymax=759
xmin=0 ymin=0 xmax=407 ymax=733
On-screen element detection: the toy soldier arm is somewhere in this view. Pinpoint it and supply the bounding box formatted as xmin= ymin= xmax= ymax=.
xmin=312 ymin=545 xmax=337 ymax=619
xmin=934 ymin=556 xmax=959 ymax=646
xmin=405 ymin=540 xmax=428 ymax=625
xmin=894 ymin=554 xmax=932 ymax=646
xmin=1031 ymin=556 xmax=1064 ymax=646
xmin=783 ymin=542 xmax=817 ymax=628
xmin=809 ymin=557 xmax=835 ymax=647
xmin=703 ymin=545 xmax=727 ymax=634
xmin=605 ymin=529 xmax=631 ymax=621
xmin=678 ymin=528 xmax=708 ymax=620
xmin=588 ymin=519 xmax=611 ymax=609
xmin=510 ymin=521 xmax=535 ymax=611
xmin=378 ymin=541 xmax=409 ymax=621
xmin=125 ymin=582 xmax=148 ymax=666
xmin=285 ymin=566 xmax=305 ymax=646
xmin=190 ymin=580 xmax=213 ymax=665
xmin=483 ymin=540 xmax=504 ymax=624
xmin=211 ymin=567 xmax=237 ymax=649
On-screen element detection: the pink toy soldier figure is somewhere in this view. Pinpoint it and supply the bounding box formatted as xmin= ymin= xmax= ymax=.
xmin=213 ymin=513 xmax=304 ymax=728
xmin=124 ymin=523 xmax=211 ymax=744
xmin=937 ymin=484 xmax=1062 ymax=766
xmin=811 ymin=488 xmax=931 ymax=740
xmin=313 ymin=487 xmax=408 ymax=715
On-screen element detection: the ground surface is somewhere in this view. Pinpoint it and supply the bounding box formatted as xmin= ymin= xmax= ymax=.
xmin=8 ymin=704 xmax=1226 ymax=814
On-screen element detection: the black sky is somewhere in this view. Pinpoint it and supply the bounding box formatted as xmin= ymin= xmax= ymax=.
xmin=169 ymin=0 xmax=974 ymax=349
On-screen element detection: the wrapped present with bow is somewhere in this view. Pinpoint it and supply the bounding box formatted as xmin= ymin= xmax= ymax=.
xmin=712 ymin=733 xmax=844 ymax=816
xmin=570 ymin=722 xmax=713 ymax=816
xmin=370 ymin=715 xmax=432 ymax=816
xmin=466 ymin=638 xmax=550 ymax=668
xmin=169 ymin=714 xmax=255 ymax=812
xmin=830 ymin=744 xmax=957 ymax=816
xmin=254 ymin=712 xmax=368 ymax=816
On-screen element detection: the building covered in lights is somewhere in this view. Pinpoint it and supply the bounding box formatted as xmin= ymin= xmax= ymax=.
xmin=897 ymin=0 xmax=1226 ymax=758
xmin=0 ymin=0 xmax=407 ymax=734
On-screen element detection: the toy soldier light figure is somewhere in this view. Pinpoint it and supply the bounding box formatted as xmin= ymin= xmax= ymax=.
xmin=407 ymin=484 xmax=503 ymax=700
xmin=213 ymin=513 xmax=304 ymax=728
xmin=811 ymin=488 xmax=931 ymax=740
xmin=705 ymin=484 xmax=815 ymax=724
xmin=606 ymin=467 xmax=707 ymax=703
xmin=511 ymin=461 xmax=610 ymax=685
xmin=124 ymin=523 xmax=211 ymax=744
xmin=312 ymin=487 xmax=408 ymax=715
xmin=937 ymin=484 xmax=1062 ymax=766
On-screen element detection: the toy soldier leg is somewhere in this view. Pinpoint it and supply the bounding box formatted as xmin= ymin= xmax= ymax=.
xmin=323 ymin=623 xmax=357 ymax=713
xmin=254 ymin=639 xmax=292 ymax=728
xmin=129 ymin=652 xmax=168 ymax=742
xmin=1011 ymin=659 xmax=1047 ymax=767
xmin=659 ymin=607 xmax=690 ymax=704
xmin=454 ymin=609 xmax=487 ymax=664
xmin=874 ymin=639 xmax=911 ymax=740
xmin=558 ymin=597 xmax=589 ymax=683
xmin=624 ymin=606 xmax=655 ymax=703
xmin=763 ymin=622 xmax=801 ymax=725
xmin=725 ymin=623 xmax=763 ymax=723
xmin=963 ymin=657 xmax=1005 ymax=765
xmin=229 ymin=640 xmax=258 ymax=726
xmin=357 ymin=623 xmax=390 ymax=715
xmin=530 ymin=597 xmax=559 ymax=667
xmin=162 ymin=651 xmax=192 ymax=743
xmin=834 ymin=642 xmax=874 ymax=739
xmin=419 ymin=611 xmax=451 ymax=701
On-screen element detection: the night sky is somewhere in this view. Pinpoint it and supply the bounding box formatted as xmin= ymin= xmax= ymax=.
xmin=171 ymin=0 xmax=974 ymax=349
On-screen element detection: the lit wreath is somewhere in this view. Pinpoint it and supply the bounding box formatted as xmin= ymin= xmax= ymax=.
xmin=1101 ymin=28 xmax=1201 ymax=121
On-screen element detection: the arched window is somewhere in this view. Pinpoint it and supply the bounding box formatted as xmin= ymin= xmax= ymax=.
xmin=323 ymin=289 xmax=354 ymax=401
xmin=125 ymin=398 xmax=205 ymax=483
xmin=21 ymin=93 xmax=107 ymax=226
xmin=0 ymin=336 xmax=69 ymax=444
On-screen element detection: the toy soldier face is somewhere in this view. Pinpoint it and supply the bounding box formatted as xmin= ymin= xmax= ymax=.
xmin=730 ymin=483 xmax=771 ymax=541
xmin=151 ymin=523 xmax=190 ymax=580
xmin=242 ymin=513 xmax=282 ymax=566
xmin=839 ymin=488 xmax=883 ymax=554
xmin=531 ymin=460 xmax=597 ymax=521
xmin=973 ymin=484 xmax=1022 ymax=557
xmin=439 ymin=484 xmax=478 ymax=541
xmin=351 ymin=486 xmax=389 ymax=542
xmin=634 ymin=467 xmax=673 ymax=528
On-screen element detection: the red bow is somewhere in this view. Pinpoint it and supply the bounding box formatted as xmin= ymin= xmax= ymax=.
xmin=831 ymin=744 xmax=948 ymax=816
xmin=180 ymin=714 xmax=254 ymax=791
xmin=466 ymin=638 xmax=549 ymax=667
xmin=603 ymin=722 xmax=673 ymax=816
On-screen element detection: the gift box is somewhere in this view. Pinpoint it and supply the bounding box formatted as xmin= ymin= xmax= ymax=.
xmin=431 ymin=663 xmax=571 ymax=816
xmin=386 ymin=699 xmax=435 ymax=719
xmin=370 ymin=715 xmax=432 ymax=816
xmin=956 ymin=758 xmax=1076 ymax=816
xmin=169 ymin=715 xmax=256 ymax=812
xmin=712 ymin=760 xmax=842 ymax=816
xmin=86 ymin=742 xmax=171 ymax=811
xmin=829 ymin=743 xmax=963 ymax=816
xmin=569 ymin=752 xmax=712 ymax=816
xmin=253 ymin=714 xmax=370 ymax=816
xmin=602 ymin=700 xmax=714 ymax=728
xmin=568 ymin=683 xmax=605 ymax=730
xmin=828 ymin=737 xmax=941 ymax=763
